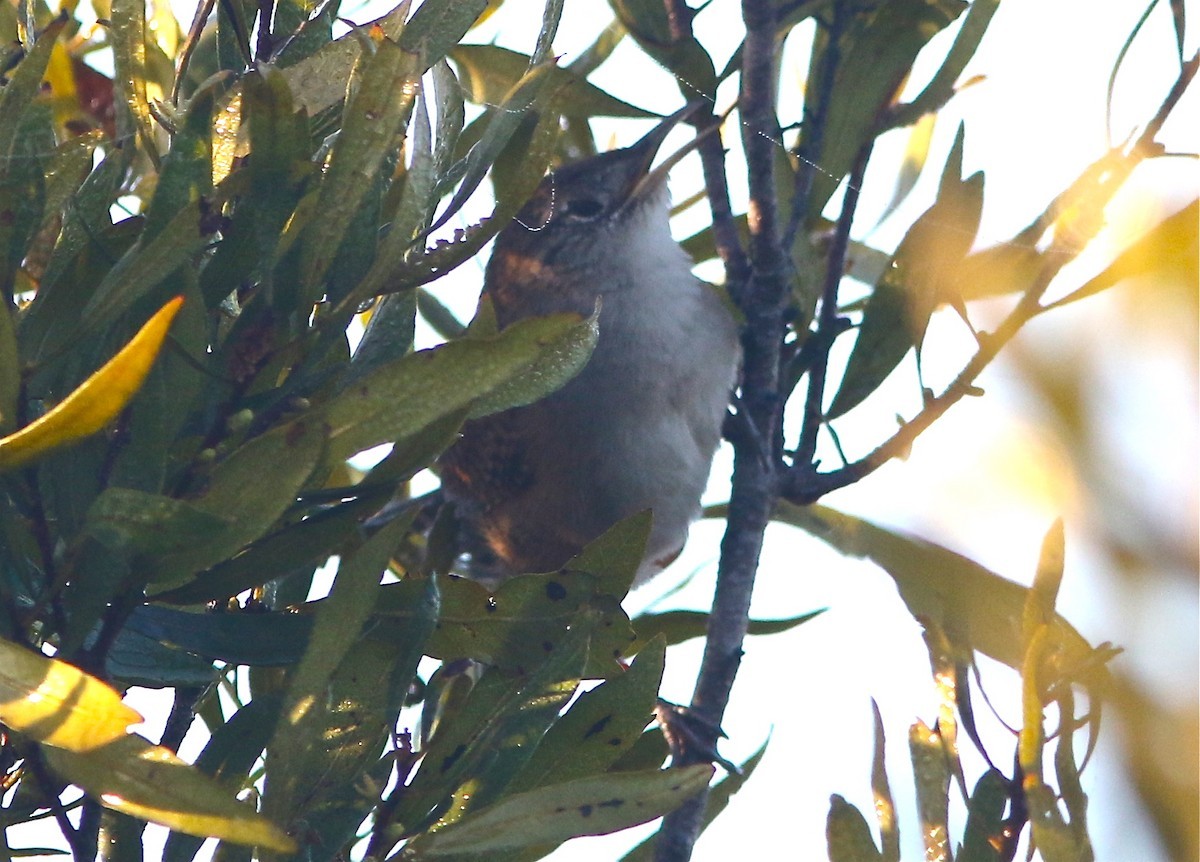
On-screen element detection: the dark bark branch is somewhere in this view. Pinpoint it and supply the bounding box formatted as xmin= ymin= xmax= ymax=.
xmin=795 ymin=137 xmax=871 ymax=466
xmin=655 ymin=0 xmax=787 ymax=858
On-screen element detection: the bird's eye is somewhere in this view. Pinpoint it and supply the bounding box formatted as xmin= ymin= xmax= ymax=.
xmin=561 ymin=197 xmax=605 ymax=221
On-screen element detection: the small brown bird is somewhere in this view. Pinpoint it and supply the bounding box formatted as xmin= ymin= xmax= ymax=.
xmin=440 ymin=109 xmax=740 ymax=586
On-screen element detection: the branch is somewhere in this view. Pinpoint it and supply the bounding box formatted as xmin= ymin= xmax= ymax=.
xmin=655 ymin=0 xmax=788 ymax=858
xmin=795 ymin=137 xmax=871 ymax=465
xmin=784 ymin=48 xmax=1198 ymax=504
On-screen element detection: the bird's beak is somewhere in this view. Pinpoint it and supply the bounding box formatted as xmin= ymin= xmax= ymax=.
xmin=621 ymin=101 xmax=712 ymax=205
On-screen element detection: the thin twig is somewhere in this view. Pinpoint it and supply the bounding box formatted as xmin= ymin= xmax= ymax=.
xmin=794 ymin=136 xmax=872 ymax=466
xmin=655 ymin=0 xmax=787 ymax=858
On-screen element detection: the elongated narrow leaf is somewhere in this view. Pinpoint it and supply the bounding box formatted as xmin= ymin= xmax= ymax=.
xmin=141 ymin=417 xmax=326 ymax=586
xmin=826 ymin=795 xmax=883 ymax=862
xmin=391 ymin=624 xmax=591 ymax=837
xmin=417 ymin=764 xmax=714 ymax=855
xmin=396 ymin=0 xmax=488 ymax=67
xmin=0 ymin=18 xmax=68 ymax=159
xmin=299 ymin=37 xmax=421 ymax=297
xmin=909 ymin=720 xmax=951 ymax=862
xmin=450 ymin=45 xmax=654 ymax=117
xmin=960 ymin=770 xmax=1006 ymax=862
xmin=0 ymin=296 xmax=183 ymax=472
xmin=322 ymin=311 xmax=596 ymax=462
xmin=774 ymin=503 xmax=1101 ymax=680
xmin=0 ymin=638 xmax=142 ymax=752
xmin=110 ymin=0 xmax=156 ymax=160
xmin=619 ymin=738 xmax=769 ymax=862
xmin=45 ymin=734 xmax=296 ymax=852
xmin=509 ymin=637 xmax=666 ymax=794
xmin=1044 ymin=198 xmax=1198 ymax=311
xmin=280 ymin=2 xmax=411 ymax=115
xmin=377 ymin=569 xmax=635 ymax=678
xmin=630 ymin=608 xmax=823 ymax=653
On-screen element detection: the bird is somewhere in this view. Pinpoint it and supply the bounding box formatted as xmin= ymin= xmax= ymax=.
xmin=439 ymin=107 xmax=740 ymax=587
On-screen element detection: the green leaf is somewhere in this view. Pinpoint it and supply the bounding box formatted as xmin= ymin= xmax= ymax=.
xmin=609 ymin=0 xmax=717 ymax=98
xmin=84 ymin=488 xmax=231 ymax=557
xmin=104 ymin=625 xmax=220 ymax=689
xmin=396 ymin=0 xmax=488 ymax=68
xmin=827 ymin=125 xmax=984 ymax=418
xmin=320 ymin=311 xmax=597 ymax=462
xmin=416 ymin=764 xmax=714 ymax=855
xmin=272 ymin=511 xmax=414 ymax=747
xmin=630 ymin=608 xmax=823 ymax=653
xmin=805 ymin=0 xmax=966 ymax=218
xmin=141 ymin=84 xmax=216 ymax=245
xmin=298 ymin=38 xmax=421 ymax=300
xmin=0 ymin=17 xmax=67 ymax=160
xmin=164 ymin=698 xmax=282 ymax=862
xmin=429 ymin=60 xmax=562 ymax=234
xmin=110 ymin=0 xmax=157 ymax=162
xmin=618 ymin=737 xmax=769 ymax=862
xmin=826 ymin=794 xmax=883 ymax=862
xmin=122 ymin=605 xmax=312 ymax=666
xmin=510 ymin=637 xmax=666 ymax=793
xmin=390 ymin=623 xmax=591 ymax=838
xmin=0 ymin=301 xmax=18 ymax=433
xmin=565 ymin=509 xmax=652 ymax=597
xmin=279 ymin=3 xmax=411 ymax=116
xmin=959 ymin=769 xmax=1006 ymax=862
xmin=773 ymin=503 xmax=1104 ymax=682
xmin=149 ymin=493 xmax=386 ymax=605
xmin=81 ymin=202 xmax=206 ymax=331
xmin=450 ymin=45 xmax=654 ymax=118
xmin=264 ymin=578 xmax=437 ymax=850
xmin=44 ymin=734 xmax=296 ymax=853
xmin=143 ymin=419 xmax=326 ymax=586
xmin=377 ymin=570 xmax=635 ymax=679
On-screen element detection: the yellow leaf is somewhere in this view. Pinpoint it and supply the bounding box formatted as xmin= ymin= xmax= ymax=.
xmin=0 ymin=638 xmax=143 ymax=752
xmin=0 ymin=296 xmax=184 ymax=472
xmin=45 ymin=734 xmax=297 ymax=853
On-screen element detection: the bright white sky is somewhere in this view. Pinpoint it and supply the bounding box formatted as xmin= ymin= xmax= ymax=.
xmin=14 ymin=0 xmax=1195 ymax=860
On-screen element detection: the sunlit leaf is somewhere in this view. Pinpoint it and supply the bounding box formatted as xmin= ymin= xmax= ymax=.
xmin=870 ymin=700 xmax=900 ymax=862
xmin=909 ymin=720 xmax=951 ymax=862
xmin=110 ymin=0 xmax=157 ymax=161
xmin=0 ymin=638 xmax=142 ymax=752
xmin=44 ymin=734 xmax=296 ymax=852
xmin=1044 ymin=199 xmax=1198 ymax=311
xmin=0 ymin=296 xmax=183 ymax=472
